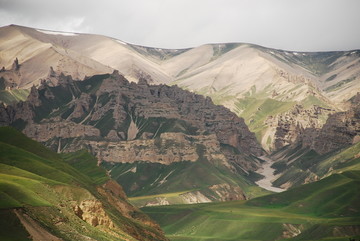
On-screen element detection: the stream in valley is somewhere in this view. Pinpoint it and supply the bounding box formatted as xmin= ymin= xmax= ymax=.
xmin=255 ymin=156 xmax=285 ymax=193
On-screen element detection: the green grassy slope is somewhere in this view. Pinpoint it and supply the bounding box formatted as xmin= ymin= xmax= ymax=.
xmin=0 ymin=127 xmax=167 ymax=241
xmin=143 ymin=171 xmax=360 ymax=241
xmin=103 ymin=146 xmax=269 ymax=206
xmin=235 ymin=97 xmax=296 ymax=141
xmin=0 ymin=89 xmax=30 ymax=104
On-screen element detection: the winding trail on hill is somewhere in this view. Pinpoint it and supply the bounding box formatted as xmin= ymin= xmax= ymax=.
xmin=255 ymin=156 xmax=285 ymax=193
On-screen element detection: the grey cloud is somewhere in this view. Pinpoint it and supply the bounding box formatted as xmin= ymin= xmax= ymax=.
xmin=0 ymin=0 xmax=359 ymax=51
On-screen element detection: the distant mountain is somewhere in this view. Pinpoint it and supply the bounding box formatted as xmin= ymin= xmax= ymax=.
xmin=0 ymin=127 xmax=168 ymax=241
xmin=1 ymin=25 xmax=360 ymax=151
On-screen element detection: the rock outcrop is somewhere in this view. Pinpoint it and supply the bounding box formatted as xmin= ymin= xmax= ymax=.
xmin=265 ymin=104 xmax=335 ymax=150
xmin=0 ymin=72 xmax=263 ymax=160
xmin=23 ymin=119 xmax=100 ymax=142
xmin=65 ymin=132 xmax=221 ymax=165
xmin=73 ymin=199 xmax=115 ymax=228
xmin=299 ymin=103 xmax=360 ymax=154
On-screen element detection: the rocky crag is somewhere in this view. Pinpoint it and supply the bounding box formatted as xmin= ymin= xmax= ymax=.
xmin=0 ymin=71 xmax=265 ymax=203
xmin=300 ymin=96 xmax=360 ymax=155
xmin=264 ymin=104 xmax=336 ymax=151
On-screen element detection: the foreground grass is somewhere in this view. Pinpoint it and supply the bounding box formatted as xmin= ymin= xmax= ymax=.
xmin=0 ymin=127 xmax=167 ymax=241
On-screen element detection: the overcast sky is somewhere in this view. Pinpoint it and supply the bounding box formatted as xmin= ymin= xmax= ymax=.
xmin=1 ymin=0 xmax=359 ymax=51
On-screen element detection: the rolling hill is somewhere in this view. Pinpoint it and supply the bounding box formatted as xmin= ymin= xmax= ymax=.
xmin=143 ymin=170 xmax=360 ymax=240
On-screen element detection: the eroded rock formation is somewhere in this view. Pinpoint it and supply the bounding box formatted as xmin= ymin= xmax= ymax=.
xmin=0 ymin=72 xmax=263 ymax=161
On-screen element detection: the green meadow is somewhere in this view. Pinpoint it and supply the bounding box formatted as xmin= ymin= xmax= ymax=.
xmin=143 ymin=170 xmax=360 ymax=241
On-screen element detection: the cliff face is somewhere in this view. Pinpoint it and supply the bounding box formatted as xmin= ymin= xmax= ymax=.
xmin=265 ymin=105 xmax=335 ymax=151
xmin=64 ymin=132 xmax=221 ymax=165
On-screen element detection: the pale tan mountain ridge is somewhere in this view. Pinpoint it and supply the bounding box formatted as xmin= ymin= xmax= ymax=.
xmin=166 ymin=44 xmax=318 ymax=102
xmin=2 ymin=25 xmax=358 ymax=106
xmin=17 ymin=25 xmax=173 ymax=85
xmin=160 ymin=44 xmax=215 ymax=78
xmin=0 ymin=25 xmax=113 ymax=88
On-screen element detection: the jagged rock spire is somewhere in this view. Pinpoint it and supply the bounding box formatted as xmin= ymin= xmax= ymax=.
xmin=12 ymin=58 xmax=20 ymax=71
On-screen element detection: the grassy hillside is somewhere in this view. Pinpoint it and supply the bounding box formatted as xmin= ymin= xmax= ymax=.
xmin=235 ymin=97 xmax=296 ymax=141
xmin=0 ymin=127 xmax=167 ymax=241
xmin=103 ymin=146 xmax=269 ymax=206
xmin=143 ymin=171 xmax=360 ymax=241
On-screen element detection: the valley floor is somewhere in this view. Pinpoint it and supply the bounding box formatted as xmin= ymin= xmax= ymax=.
xmin=255 ymin=156 xmax=285 ymax=193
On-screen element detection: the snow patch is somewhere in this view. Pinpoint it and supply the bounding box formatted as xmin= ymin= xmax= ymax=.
xmin=293 ymin=52 xmax=299 ymax=56
xmin=116 ymin=39 xmax=127 ymax=45
xmin=36 ymin=29 xmax=78 ymax=36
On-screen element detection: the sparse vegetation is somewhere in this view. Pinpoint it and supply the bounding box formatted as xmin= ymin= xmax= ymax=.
xmin=0 ymin=89 xmax=30 ymax=104
xmin=325 ymin=77 xmax=356 ymax=92
xmin=325 ymin=74 xmax=337 ymax=82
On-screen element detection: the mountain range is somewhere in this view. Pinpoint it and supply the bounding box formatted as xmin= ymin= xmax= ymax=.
xmin=0 ymin=24 xmax=360 ymax=240
xmin=1 ymin=25 xmax=360 ymax=152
